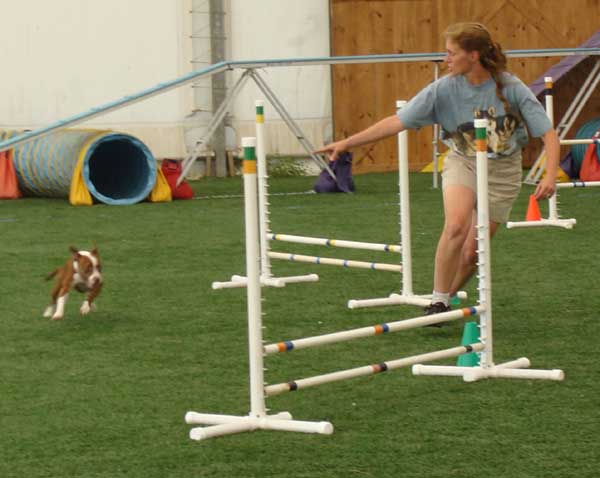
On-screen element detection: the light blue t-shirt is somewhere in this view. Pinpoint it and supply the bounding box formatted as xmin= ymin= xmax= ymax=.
xmin=396 ymin=73 xmax=552 ymax=158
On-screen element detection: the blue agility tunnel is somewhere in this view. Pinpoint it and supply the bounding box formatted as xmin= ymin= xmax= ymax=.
xmin=1 ymin=129 xmax=158 ymax=205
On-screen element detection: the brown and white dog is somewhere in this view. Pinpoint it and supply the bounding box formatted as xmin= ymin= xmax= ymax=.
xmin=44 ymin=247 xmax=103 ymax=321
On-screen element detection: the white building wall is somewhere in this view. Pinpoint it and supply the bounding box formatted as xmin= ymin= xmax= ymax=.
xmin=228 ymin=0 xmax=332 ymax=155
xmin=0 ymin=0 xmax=332 ymax=159
xmin=0 ymin=0 xmax=192 ymax=157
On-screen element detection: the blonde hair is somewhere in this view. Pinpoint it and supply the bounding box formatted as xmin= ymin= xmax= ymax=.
xmin=444 ymin=22 xmax=511 ymax=113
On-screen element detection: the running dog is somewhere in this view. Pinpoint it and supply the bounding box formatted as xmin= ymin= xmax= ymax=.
xmin=44 ymin=247 xmax=103 ymax=321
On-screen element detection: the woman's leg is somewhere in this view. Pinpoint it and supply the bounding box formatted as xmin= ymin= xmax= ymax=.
xmin=433 ymin=184 xmax=476 ymax=296
xmin=449 ymin=212 xmax=499 ymax=297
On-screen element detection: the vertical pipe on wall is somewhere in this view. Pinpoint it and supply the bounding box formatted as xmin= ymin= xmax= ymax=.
xmin=210 ymin=0 xmax=227 ymax=177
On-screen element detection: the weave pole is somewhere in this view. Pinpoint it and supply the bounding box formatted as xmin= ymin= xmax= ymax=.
xmin=412 ymin=118 xmax=564 ymax=382
xmin=185 ymin=137 xmax=333 ymax=441
xmin=507 ymin=76 xmax=577 ymax=230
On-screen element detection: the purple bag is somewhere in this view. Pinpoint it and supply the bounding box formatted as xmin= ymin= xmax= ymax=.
xmin=314 ymin=152 xmax=355 ymax=193
xmin=559 ymin=151 xmax=578 ymax=179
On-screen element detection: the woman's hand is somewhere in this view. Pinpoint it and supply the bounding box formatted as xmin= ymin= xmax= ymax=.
xmin=534 ymin=176 xmax=556 ymax=200
xmin=314 ymin=139 xmax=350 ymax=162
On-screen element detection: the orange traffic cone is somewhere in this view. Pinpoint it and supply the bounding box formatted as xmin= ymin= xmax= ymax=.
xmin=0 ymin=150 xmax=22 ymax=199
xmin=525 ymin=194 xmax=542 ymax=221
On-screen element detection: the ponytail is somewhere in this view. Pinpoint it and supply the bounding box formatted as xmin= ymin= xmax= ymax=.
xmin=481 ymin=41 xmax=511 ymax=113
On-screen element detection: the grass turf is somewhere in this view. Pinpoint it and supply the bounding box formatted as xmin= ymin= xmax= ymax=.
xmin=1 ymin=172 xmax=599 ymax=478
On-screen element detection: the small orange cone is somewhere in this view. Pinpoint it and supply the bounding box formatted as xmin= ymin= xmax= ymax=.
xmin=525 ymin=194 xmax=542 ymax=221
xmin=0 ymin=150 xmax=22 ymax=199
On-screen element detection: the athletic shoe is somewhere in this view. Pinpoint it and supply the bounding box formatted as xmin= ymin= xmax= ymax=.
xmin=423 ymin=302 xmax=451 ymax=328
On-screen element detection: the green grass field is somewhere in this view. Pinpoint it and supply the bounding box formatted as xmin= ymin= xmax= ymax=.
xmin=2 ymin=172 xmax=599 ymax=478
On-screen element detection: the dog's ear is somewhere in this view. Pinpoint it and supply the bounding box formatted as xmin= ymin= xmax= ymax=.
xmin=91 ymin=246 xmax=100 ymax=258
xmin=69 ymin=246 xmax=80 ymax=257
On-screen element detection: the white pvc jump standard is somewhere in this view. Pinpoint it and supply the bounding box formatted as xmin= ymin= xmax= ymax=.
xmin=240 ymin=100 xmax=405 ymax=286
xmin=186 ymin=138 xmax=333 ymax=441
xmin=524 ymin=59 xmax=600 ymax=185
xmin=214 ymin=100 xmax=409 ymax=290
xmin=508 ymin=77 xmax=585 ymax=230
xmin=212 ymin=101 xmax=319 ymax=290
xmin=348 ymin=100 xmax=467 ymax=310
xmin=412 ymin=118 xmax=565 ymax=382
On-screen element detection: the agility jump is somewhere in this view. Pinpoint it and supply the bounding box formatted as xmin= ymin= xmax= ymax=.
xmin=507 ymin=76 xmax=600 ymax=229
xmin=214 ymin=100 xmax=467 ymax=309
xmin=212 ymin=100 xmax=406 ymax=291
xmin=185 ymin=119 xmax=563 ymax=441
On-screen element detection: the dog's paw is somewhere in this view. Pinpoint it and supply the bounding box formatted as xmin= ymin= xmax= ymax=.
xmin=43 ymin=306 xmax=55 ymax=318
xmin=80 ymin=301 xmax=93 ymax=315
xmin=51 ymin=313 xmax=63 ymax=321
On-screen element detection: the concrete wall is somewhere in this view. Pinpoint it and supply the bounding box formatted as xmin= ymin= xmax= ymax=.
xmin=0 ymin=0 xmax=332 ymax=159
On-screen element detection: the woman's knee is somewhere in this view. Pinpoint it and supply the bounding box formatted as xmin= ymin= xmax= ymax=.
xmin=442 ymin=221 xmax=470 ymax=241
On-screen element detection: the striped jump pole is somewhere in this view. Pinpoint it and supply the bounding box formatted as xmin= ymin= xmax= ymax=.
xmin=264 ymin=306 xmax=483 ymax=355
xmin=412 ymin=117 xmax=564 ymax=382
xmin=507 ymin=77 xmax=577 ymax=230
xmin=557 ymin=139 xmax=600 ymax=145
xmin=556 ymin=180 xmax=600 ymax=188
xmin=267 ymin=251 xmax=402 ymax=272
xmin=186 ymin=137 xmax=333 ymax=441
xmin=268 ymin=233 xmax=401 ymax=253
xmin=265 ymin=343 xmax=486 ymax=396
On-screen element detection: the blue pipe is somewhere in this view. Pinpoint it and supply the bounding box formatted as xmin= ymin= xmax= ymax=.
xmin=1 ymin=48 xmax=600 ymax=154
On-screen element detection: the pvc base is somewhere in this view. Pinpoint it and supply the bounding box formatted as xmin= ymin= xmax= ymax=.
xmin=185 ymin=411 xmax=333 ymax=441
xmin=212 ymin=273 xmax=319 ymax=289
xmin=412 ymin=357 xmax=564 ymax=382
xmin=506 ymin=218 xmax=576 ymax=229
xmin=348 ymin=291 xmax=467 ymax=309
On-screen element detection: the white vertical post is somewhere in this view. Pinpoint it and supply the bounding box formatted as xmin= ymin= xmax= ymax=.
xmin=544 ymin=77 xmax=559 ymax=221
xmin=241 ymin=137 xmax=267 ymax=418
xmin=255 ymin=100 xmax=272 ymax=279
xmin=432 ymin=61 xmax=440 ymax=189
xmin=397 ymin=100 xmax=412 ymax=296
xmin=474 ymin=118 xmax=493 ymax=368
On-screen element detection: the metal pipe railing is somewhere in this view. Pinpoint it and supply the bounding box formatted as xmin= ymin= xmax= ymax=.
xmin=2 ymin=47 xmax=600 ymax=153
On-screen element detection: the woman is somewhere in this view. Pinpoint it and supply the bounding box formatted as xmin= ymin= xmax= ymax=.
xmin=317 ymin=23 xmax=559 ymax=318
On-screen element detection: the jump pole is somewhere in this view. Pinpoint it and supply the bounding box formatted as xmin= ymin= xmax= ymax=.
xmin=348 ymin=100 xmax=466 ymax=309
xmin=412 ymin=118 xmax=564 ymax=382
xmin=507 ymin=77 xmax=577 ymax=230
xmin=185 ymin=137 xmax=333 ymax=441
